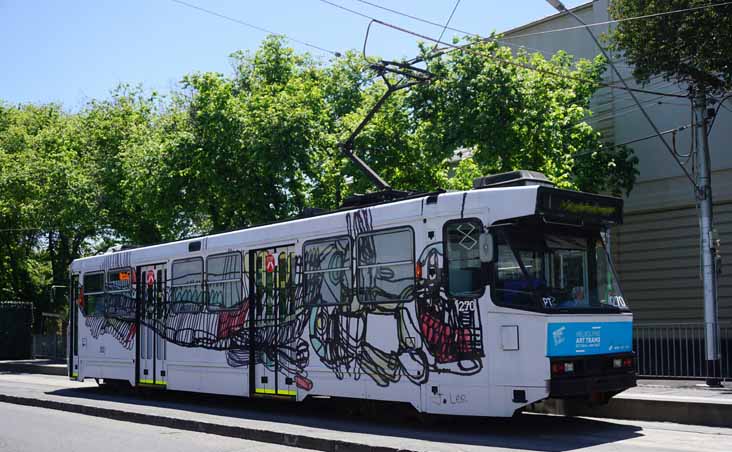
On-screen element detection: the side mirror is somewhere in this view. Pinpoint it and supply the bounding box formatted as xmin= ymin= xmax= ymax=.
xmin=479 ymin=232 xmax=495 ymax=263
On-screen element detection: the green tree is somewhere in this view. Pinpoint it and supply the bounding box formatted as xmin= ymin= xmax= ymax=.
xmin=608 ymin=0 xmax=732 ymax=95
xmin=0 ymin=103 xmax=102 ymax=321
xmin=170 ymin=37 xmax=332 ymax=231
xmin=80 ymin=86 xmax=175 ymax=245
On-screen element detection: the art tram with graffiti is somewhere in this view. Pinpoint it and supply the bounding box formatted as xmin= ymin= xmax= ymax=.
xmin=68 ymin=171 xmax=636 ymax=417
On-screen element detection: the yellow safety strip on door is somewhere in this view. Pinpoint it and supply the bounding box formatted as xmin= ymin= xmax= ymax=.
xmin=138 ymin=379 xmax=167 ymax=386
xmin=255 ymin=388 xmax=296 ymax=396
xmin=255 ymin=388 xmax=276 ymax=394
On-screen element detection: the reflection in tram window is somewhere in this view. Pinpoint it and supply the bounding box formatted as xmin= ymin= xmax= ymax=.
xmin=207 ymin=252 xmax=242 ymax=310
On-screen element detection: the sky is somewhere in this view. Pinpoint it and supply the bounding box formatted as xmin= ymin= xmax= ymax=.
xmin=0 ymin=0 xmax=588 ymax=109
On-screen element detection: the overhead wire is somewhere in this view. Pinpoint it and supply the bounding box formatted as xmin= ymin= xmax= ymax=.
xmin=501 ymin=1 xmax=732 ymax=41
xmin=432 ymin=0 xmax=461 ymax=53
xmin=317 ymin=0 xmax=687 ymax=98
xmin=593 ymin=78 xmax=682 ymax=104
xmin=323 ymin=0 xmax=687 ymax=104
xmin=573 ymin=123 xmax=693 ymax=159
xmin=368 ymin=17 xmax=688 ymax=98
xmin=350 ymin=0 xmax=628 ymax=65
xmin=170 ymin=0 xmax=341 ymax=56
xmin=585 ymin=88 xmax=689 ymax=126
xmin=707 ymin=93 xmax=732 ymax=136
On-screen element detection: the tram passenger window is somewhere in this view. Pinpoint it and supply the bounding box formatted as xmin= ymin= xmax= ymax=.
xmin=171 ymin=257 xmax=204 ymax=313
xmin=207 ymin=253 xmax=242 ymax=310
xmin=445 ymin=220 xmax=484 ymax=298
xmin=303 ymin=236 xmax=351 ymax=305
xmin=83 ymin=272 xmax=105 ymax=316
xmin=357 ymin=227 xmax=414 ymax=303
xmin=105 ymin=268 xmax=134 ymax=318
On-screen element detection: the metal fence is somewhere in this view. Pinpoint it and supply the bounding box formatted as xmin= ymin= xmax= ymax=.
xmin=32 ymin=335 xmax=66 ymax=360
xmin=634 ymin=323 xmax=732 ymax=380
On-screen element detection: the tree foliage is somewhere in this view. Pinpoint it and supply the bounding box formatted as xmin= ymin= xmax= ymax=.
xmin=608 ymin=0 xmax=732 ymax=94
xmin=0 ymin=35 xmax=639 ymax=323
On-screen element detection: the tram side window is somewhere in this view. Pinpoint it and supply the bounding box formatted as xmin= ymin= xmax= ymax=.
xmin=303 ymin=236 xmax=352 ymax=305
xmin=171 ymin=258 xmax=204 ymax=313
xmin=207 ymin=252 xmax=242 ymax=310
xmin=357 ymin=228 xmax=414 ymax=303
xmin=445 ymin=220 xmax=484 ymax=298
xmin=83 ymin=272 xmax=105 ymax=316
xmin=105 ymin=268 xmax=134 ymax=318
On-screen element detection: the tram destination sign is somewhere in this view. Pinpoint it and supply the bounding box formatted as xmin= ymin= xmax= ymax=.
xmin=536 ymin=187 xmax=623 ymax=225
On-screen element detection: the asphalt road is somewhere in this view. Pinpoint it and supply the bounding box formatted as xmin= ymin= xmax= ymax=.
xmin=0 ymin=402 xmax=309 ymax=452
xmin=1 ymin=373 xmax=731 ymax=452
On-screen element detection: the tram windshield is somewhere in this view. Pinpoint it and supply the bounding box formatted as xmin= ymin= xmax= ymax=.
xmin=492 ymin=224 xmax=628 ymax=312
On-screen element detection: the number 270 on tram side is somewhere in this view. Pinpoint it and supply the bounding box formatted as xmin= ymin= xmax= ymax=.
xmin=68 ymin=170 xmax=635 ymax=418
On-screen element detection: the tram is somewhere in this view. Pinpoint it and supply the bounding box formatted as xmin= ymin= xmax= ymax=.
xmin=68 ymin=170 xmax=635 ymax=417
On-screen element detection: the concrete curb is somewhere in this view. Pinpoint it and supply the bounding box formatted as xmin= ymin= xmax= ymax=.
xmin=0 ymin=393 xmax=411 ymax=452
xmin=0 ymin=363 xmax=66 ymax=376
xmin=534 ymin=396 xmax=732 ymax=428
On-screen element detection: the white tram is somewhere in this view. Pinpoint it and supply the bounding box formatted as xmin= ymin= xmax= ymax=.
xmin=68 ymin=171 xmax=635 ymax=417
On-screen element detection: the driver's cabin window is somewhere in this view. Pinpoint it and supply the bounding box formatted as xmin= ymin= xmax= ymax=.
xmin=493 ymin=233 xmax=537 ymax=307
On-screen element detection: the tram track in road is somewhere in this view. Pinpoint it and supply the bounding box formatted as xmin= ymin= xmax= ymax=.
xmin=1 ymin=373 xmax=731 ymax=451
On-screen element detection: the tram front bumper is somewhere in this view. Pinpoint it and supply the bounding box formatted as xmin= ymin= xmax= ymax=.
xmin=550 ymin=372 xmax=636 ymax=398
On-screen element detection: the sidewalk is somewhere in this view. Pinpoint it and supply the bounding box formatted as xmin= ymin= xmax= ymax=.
xmin=532 ymin=379 xmax=732 ymax=427
xmin=0 ymin=359 xmax=66 ymax=376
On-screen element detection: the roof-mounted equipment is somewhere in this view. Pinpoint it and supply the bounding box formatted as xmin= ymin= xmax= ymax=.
xmin=473 ymin=170 xmax=555 ymax=190
xmin=341 ymin=189 xmax=415 ymax=208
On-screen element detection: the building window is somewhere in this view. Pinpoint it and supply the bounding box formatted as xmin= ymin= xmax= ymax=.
xmin=303 ymin=236 xmax=352 ymax=305
xmin=207 ymin=252 xmax=242 ymax=310
xmin=105 ymin=267 xmax=134 ymax=318
xmin=445 ymin=220 xmax=485 ymax=298
xmin=171 ymin=257 xmax=204 ymax=313
xmin=83 ymin=272 xmax=105 ymax=316
xmin=357 ymin=227 xmax=414 ymax=303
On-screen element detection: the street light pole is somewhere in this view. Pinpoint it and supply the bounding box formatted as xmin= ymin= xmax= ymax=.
xmin=546 ymin=0 xmax=722 ymax=386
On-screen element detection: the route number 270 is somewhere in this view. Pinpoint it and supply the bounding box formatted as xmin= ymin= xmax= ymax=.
xmin=456 ymin=300 xmax=477 ymax=312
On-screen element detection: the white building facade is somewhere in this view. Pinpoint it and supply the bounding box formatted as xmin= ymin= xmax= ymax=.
xmin=502 ymin=0 xmax=732 ymax=324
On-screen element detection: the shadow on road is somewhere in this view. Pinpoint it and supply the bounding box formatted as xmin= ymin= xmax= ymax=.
xmin=45 ymin=385 xmax=642 ymax=451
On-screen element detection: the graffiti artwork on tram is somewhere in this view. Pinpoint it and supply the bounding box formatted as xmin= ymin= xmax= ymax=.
xmin=78 ymin=208 xmax=485 ymax=390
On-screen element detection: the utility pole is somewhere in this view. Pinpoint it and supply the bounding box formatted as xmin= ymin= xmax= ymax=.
xmin=694 ymin=90 xmax=721 ymax=387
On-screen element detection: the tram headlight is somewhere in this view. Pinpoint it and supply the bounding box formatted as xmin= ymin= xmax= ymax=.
xmin=551 ymin=361 xmax=575 ymax=375
xmin=551 ymin=362 xmax=564 ymax=375
xmin=613 ymin=358 xmax=623 ymax=368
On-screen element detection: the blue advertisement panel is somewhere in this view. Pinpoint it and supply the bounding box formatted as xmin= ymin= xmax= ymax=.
xmin=547 ymin=321 xmax=632 ymax=357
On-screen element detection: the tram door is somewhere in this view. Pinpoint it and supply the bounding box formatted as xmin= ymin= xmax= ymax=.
xmin=250 ymin=246 xmax=297 ymax=397
xmin=69 ymin=274 xmax=80 ymax=378
xmin=136 ymin=264 xmax=167 ymax=386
